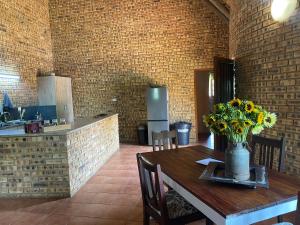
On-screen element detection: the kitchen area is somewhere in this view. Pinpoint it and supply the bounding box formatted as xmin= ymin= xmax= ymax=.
xmin=0 ymin=74 xmax=119 ymax=198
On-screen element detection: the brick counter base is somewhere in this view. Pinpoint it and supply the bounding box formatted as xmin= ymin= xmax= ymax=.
xmin=0 ymin=114 xmax=119 ymax=198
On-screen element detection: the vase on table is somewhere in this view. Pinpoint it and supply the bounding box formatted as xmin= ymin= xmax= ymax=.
xmin=203 ymin=98 xmax=278 ymax=182
xmin=225 ymin=142 xmax=250 ymax=181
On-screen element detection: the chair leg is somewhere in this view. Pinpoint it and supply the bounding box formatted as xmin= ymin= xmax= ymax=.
xmin=206 ymin=218 xmax=214 ymax=225
xmin=143 ymin=211 xmax=150 ymax=225
xmin=277 ymin=215 xmax=283 ymax=223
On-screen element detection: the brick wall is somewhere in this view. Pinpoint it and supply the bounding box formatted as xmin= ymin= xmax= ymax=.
xmin=0 ymin=0 xmax=53 ymax=106
xmin=0 ymin=115 xmax=119 ymax=197
xmin=229 ymin=0 xmax=300 ymax=175
xmin=68 ymin=114 xmax=119 ymax=196
xmin=49 ymin=0 xmax=229 ymax=143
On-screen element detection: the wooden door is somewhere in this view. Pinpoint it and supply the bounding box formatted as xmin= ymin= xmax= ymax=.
xmin=214 ymin=57 xmax=235 ymax=152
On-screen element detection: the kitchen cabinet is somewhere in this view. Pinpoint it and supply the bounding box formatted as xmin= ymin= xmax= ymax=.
xmin=37 ymin=75 xmax=74 ymax=123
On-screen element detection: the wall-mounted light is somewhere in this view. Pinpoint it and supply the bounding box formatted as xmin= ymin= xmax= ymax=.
xmin=271 ymin=0 xmax=297 ymax=22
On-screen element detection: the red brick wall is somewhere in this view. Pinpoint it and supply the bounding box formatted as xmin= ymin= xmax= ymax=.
xmin=229 ymin=0 xmax=300 ymax=175
xmin=0 ymin=0 xmax=53 ymax=106
xmin=49 ymin=0 xmax=229 ymax=142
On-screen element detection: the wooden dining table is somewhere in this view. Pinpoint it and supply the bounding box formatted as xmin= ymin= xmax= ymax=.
xmin=140 ymin=145 xmax=300 ymax=225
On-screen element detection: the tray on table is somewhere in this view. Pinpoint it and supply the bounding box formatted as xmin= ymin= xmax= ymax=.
xmin=199 ymin=162 xmax=269 ymax=189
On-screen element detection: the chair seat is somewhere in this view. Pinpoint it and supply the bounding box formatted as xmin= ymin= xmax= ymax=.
xmin=166 ymin=190 xmax=199 ymax=219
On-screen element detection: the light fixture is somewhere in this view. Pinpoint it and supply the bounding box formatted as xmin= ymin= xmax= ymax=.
xmin=271 ymin=0 xmax=297 ymax=22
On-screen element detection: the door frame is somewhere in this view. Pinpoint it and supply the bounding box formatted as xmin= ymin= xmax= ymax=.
xmin=194 ymin=68 xmax=213 ymax=143
xmin=213 ymin=57 xmax=235 ymax=151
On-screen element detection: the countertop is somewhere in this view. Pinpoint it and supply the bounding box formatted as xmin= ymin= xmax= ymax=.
xmin=0 ymin=114 xmax=117 ymax=137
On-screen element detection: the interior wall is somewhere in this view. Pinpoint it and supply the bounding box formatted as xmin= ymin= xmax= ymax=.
xmin=229 ymin=0 xmax=300 ymax=175
xmin=49 ymin=0 xmax=229 ymax=143
xmin=0 ymin=0 xmax=53 ymax=107
xmin=195 ymin=70 xmax=210 ymax=135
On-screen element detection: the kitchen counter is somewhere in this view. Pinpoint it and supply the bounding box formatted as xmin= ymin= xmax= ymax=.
xmin=0 ymin=114 xmax=114 ymax=136
xmin=0 ymin=114 xmax=119 ymax=197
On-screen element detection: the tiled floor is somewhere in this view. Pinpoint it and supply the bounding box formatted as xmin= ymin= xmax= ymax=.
xmin=0 ymin=144 xmax=295 ymax=225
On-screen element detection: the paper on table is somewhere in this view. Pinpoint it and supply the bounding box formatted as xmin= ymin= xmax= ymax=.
xmin=196 ymin=158 xmax=223 ymax=166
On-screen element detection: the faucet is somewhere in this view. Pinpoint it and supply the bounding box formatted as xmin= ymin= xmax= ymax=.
xmin=18 ymin=107 xmax=26 ymax=120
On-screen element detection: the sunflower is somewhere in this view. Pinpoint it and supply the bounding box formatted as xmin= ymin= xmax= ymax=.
xmin=218 ymin=121 xmax=228 ymax=132
xmin=257 ymin=112 xmax=264 ymax=124
xmin=243 ymin=120 xmax=253 ymax=127
xmin=245 ymin=101 xmax=254 ymax=113
xmin=229 ymin=98 xmax=242 ymax=107
xmin=203 ymin=115 xmax=215 ymax=127
xmin=264 ymin=112 xmax=277 ymax=128
xmin=236 ymin=127 xmax=243 ymax=134
xmin=231 ymin=120 xmax=239 ymax=127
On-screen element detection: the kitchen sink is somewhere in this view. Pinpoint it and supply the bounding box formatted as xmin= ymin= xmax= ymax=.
xmin=0 ymin=120 xmax=26 ymax=129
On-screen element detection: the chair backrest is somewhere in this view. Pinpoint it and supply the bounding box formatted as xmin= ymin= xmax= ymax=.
xmin=136 ymin=153 xmax=169 ymax=224
xmin=251 ymin=135 xmax=286 ymax=172
xmin=152 ymin=130 xmax=178 ymax=151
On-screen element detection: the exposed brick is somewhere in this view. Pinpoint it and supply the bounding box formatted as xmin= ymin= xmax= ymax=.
xmin=0 ymin=115 xmax=119 ymax=197
xmin=0 ymin=0 xmax=53 ymax=106
xmin=48 ymin=0 xmax=229 ymax=143
xmin=229 ymin=0 xmax=300 ymax=176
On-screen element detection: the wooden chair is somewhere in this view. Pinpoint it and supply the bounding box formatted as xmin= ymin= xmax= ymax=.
xmin=250 ymin=135 xmax=286 ymax=223
xmin=152 ymin=130 xmax=178 ymax=151
xmin=136 ymin=153 xmax=210 ymax=225
xmin=250 ymin=135 xmax=286 ymax=172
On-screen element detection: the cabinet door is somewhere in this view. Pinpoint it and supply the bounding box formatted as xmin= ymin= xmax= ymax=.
xmin=55 ymin=77 xmax=74 ymax=123
xmin=37 ymin=76 xmax=56 ymax=105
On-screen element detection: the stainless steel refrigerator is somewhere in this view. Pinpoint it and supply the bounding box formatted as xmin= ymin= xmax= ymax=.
xmin=147 ymin=86 xmax=169 ymax=145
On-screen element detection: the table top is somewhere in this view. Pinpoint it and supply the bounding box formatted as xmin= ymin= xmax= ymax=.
xmin=141 ymin=145 xmax=300 ymax=217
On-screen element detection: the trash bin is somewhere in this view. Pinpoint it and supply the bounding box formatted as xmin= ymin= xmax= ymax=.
xmin=174 ymin=122 xmax=192 ymax=145
xmin=137 ymin=124 xmax=148 ymax=145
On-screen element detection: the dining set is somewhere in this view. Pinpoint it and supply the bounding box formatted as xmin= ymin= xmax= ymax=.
xmin=136 ymin=130 xmax=300 ymax=225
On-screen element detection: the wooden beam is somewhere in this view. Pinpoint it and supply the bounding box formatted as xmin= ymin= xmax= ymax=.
xmin=207 ymin=0 xmax=230 ymax=20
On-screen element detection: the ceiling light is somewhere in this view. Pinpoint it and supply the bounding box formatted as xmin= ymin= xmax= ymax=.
xmin=271 ymin=0 xmax=297 ymax=22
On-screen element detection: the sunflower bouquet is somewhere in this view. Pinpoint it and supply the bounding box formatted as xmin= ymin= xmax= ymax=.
xmin=203 ymin=98 xmax=277 ymax=143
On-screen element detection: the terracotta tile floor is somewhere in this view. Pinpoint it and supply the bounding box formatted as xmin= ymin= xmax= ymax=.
xmin=0 ymin=144 xmax=295 ymax=225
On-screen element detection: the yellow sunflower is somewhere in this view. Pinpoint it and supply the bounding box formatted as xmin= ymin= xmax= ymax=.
xmin=243 ymin=120 xmax=253 ymax=127
xmin=236 ymin=127 xmax=244 ymax=134
xmin=218 ymin=121 xmax=228 ymax=132
xmin=257 ymin=112 xmax=264 ymax=125
xmin=203 ymin=115 xmax=215 ymax=127
xmin=230 ymin=120 xmax=239 ymax=127
xmin=264 ymin=112 xmax=277 ymax=128
xmin=245 ymin=101 xmax=254 ymax=113
xmin=229 ymin=98 xmax=242 ymax=107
